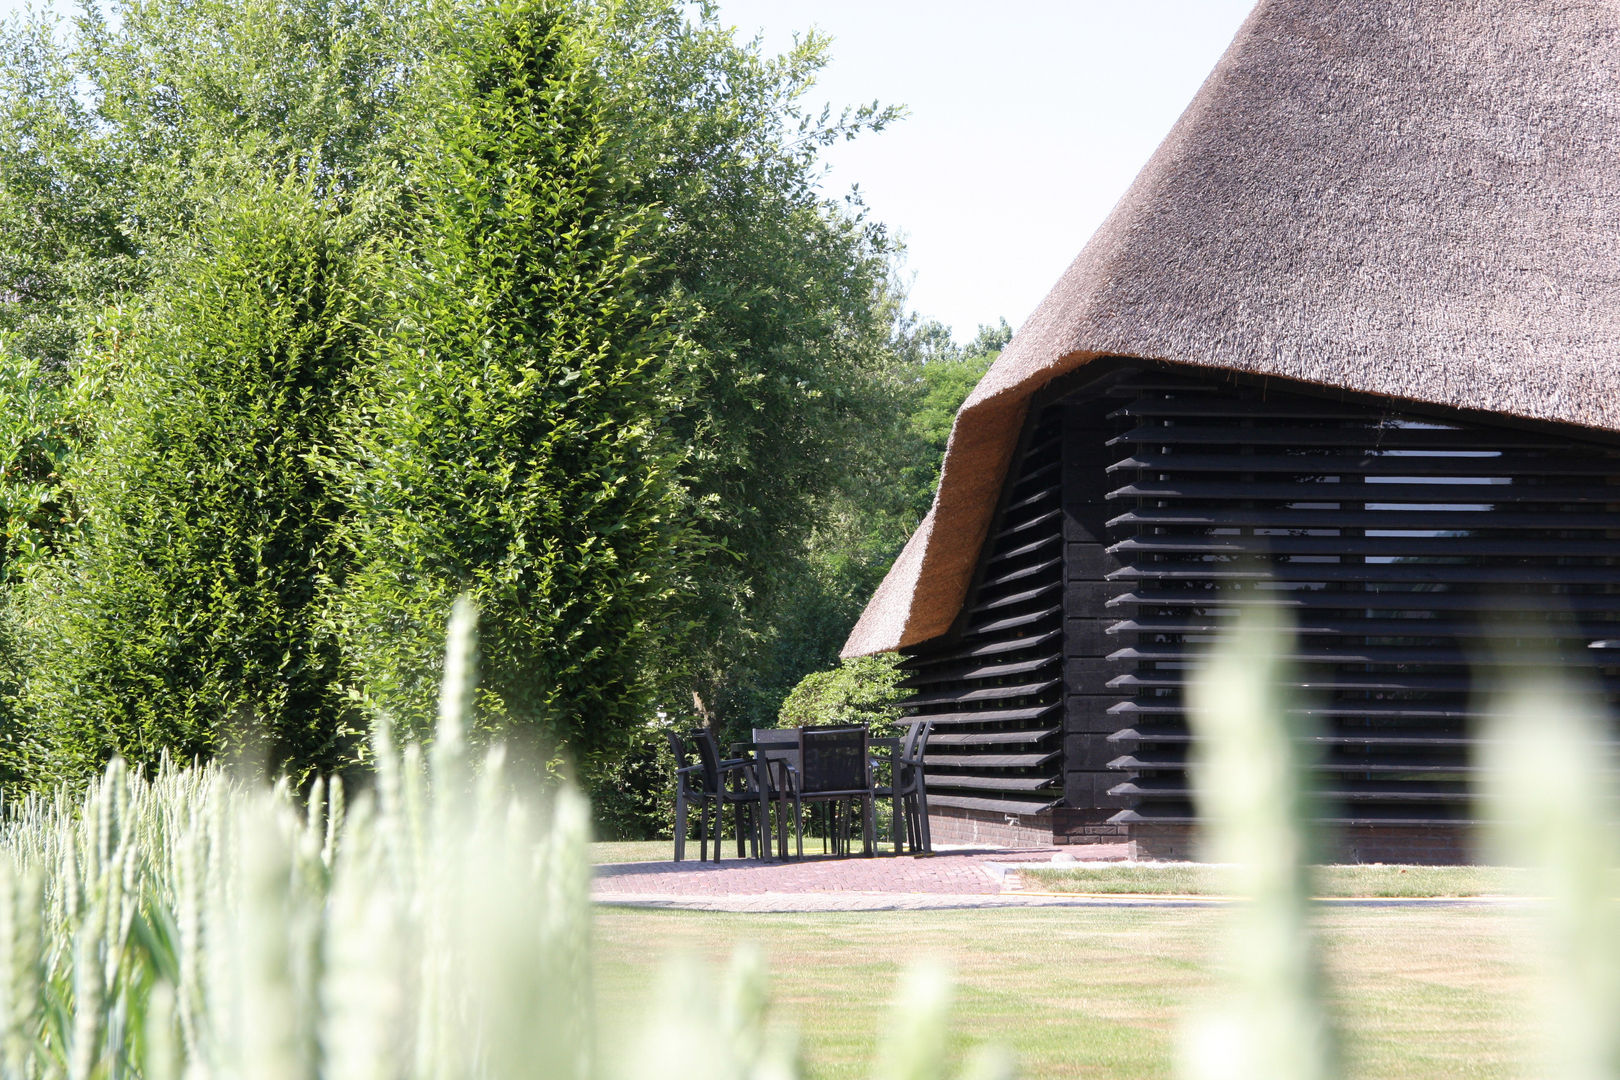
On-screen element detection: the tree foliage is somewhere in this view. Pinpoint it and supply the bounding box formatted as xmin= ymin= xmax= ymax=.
xmin=591 ymin=3 xmax=906 ymax=724
xmin=19 ymin=178 xmax=364 ymax=779
xmin=329 ymin=0 xmax=695 ymax=765
xmin=0 ymin=0 xmax=986 ymax=822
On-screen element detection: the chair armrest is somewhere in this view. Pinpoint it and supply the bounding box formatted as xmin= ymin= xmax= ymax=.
xmin=674 ymin=762 xmax=704 ymax=776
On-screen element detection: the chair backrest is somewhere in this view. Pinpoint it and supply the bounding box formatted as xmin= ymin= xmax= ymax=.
xmin=752 ymin=727 xmax=799 ymax=770
xmin=899 ymin=719 xmax=932 ymax=780
xmin=798 ymin=726 xmax=869 ymax=795
xmin=666 ymin=730 xmax=700 ymax=794
xmin=689 ymin=728 xmax=725 ymax=795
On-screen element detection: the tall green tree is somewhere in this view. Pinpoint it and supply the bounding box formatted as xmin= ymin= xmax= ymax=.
xmin=593 ymin=0 xmax=906 ymax=726
xmin=329 ymin=0 xmax=694 ymax=766
xmin=18 ymin=177 xmax=365 ymax=779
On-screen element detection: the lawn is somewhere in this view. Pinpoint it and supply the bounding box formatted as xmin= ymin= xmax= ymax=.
xmin=592 ymin=904 xmax=1537 ymax=1080
xmin=1019 ymin=862 xmax=1528 ymax=898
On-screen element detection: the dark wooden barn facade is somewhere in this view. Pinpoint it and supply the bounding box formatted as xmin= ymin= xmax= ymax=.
xmin=842 ymin=0 xmax=1620 ymax=861
xmin=893 ymin=360 xmax=1620 ymax=858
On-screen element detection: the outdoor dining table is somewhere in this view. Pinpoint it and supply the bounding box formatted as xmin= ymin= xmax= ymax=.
xmin=731 ymin=728 xmax=909 ymax=858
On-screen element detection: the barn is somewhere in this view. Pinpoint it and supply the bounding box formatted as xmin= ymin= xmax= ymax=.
xmin=841 ymin=0 xmax=1620 ymax=862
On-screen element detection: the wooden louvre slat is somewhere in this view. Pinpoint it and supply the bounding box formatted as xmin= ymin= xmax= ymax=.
xmin=1108 ymin=589 xmax=1620 ymax=614
xmin=929 ymin=794 xmax=1062 ymax=815
xmin=1106 ymin=726 xmax=1474 ymax=748
xmin=928 ymin=728 xmax=1061 ymax=747
xmin=903 ymin=705 xmax=1060 ymax=727
xmin=927 ymin=751 xmax=1061 ymax=769
xmin=994 ymin=507 xmax=1063 ymax=542
xmin=899 ymin=630 xmax=1062 ymax=669
xmin=1108 ymin=478 xmax=1620 ymax=503
xmin=969 ymin=581 xmax=1060 ymax=615
xmin=1107 ymin=507 xmax=1620 ymax=531
xmin=989 ymin=532 xmax=1062 ymax=565
xmin=1106 ymin=423 xmax=1571 ymax=449
xmin=929 ymin=773 xmax=1057 ymax=793
xmin=1108 ymin=535 xmax=1620 ymax=559
xmin=1106 ymin=617 xmax=1618 ymax=641
xmin=1107 ymin=451 xmax=1620 ymax=477
xmin=901 ymin=679 xmax=1060 ymax=708
xmin=898 ymin=653 xmax=1059 ymax=688
xmin=1108 ymin=753 xmax=1475 ymax=775
xmin=1108 ymin=779 xmax=1471 ymax=802
xmin=1107 ymin=564 xmax=1620 ymax=586
xmin=1106 ymin=644 xmax=1620 ymax=667
xmin=962 ymin=605 xmax=1061 ymax=637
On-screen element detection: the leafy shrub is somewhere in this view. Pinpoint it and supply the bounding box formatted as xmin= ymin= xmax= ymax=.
xmin=17 ymin=176 xmax=364 ymax=783
xmin=778 ymin=654 xmax=905 ymax=733
xmin=329 ymin=0 xmax=695 ymax=769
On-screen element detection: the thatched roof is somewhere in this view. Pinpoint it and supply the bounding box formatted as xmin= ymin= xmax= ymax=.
xmin=844 ymin=0 xmax=1620 ymax=658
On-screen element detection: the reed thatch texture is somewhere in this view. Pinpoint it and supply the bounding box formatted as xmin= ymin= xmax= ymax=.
xmin=844 ymin=0 xmax=1620 ymax=657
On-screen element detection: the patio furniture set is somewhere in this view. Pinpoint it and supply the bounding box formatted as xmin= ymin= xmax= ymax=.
xmin=665 ymin=722 xmax=933 ymax=861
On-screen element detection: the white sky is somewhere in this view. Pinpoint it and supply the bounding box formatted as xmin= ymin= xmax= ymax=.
xmin=0 ymin=0 xmax=1261 ymax=340
xmin=714 ymin=1 xmax=1258 ymax=339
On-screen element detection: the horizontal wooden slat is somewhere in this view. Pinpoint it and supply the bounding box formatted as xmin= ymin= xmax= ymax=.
xmin=902 ymin=705 xmax=1061 ymax=726
xmin=1108 ymin=535 xmax=1620 ymax=559
xmin=964 ymin=605 xmax=1061 ymax=637
xmin=1011 ymin=458 xmax=1060 ymax=491
xmin=899 ymin=629 xmax=1061 ymax=668
xmin=1108 ymin=479 xmax=1620 ymax=504
xmin=1108 ymin=753 xmax=1474 ymax=775
xmin=1106 ymin=563 xmax=1620 ymax=586
xmin=1105 ymin=617 xmax=1620 ymax=641
xmin=901 ymin=679 xmax=1060 ymax=708
xmin=1105 ymin=702 xmax=1474 ymax=721
xmin=989 ymin=532 xmax=1062 ymax=564
xmin=994 ymin=507 xmax=1062 ymax=542
xmin=1109 ymin=779 xmax=1470 ymax=803
xmin=1107 ymin=808 xmax=1481 ymax=827
xmin=1106 ymin=424 xmax=1571 ymax=450
xmin=1108 ymin=672 xmax=1472 ymax=692
xmin=926 ymin=751 xmax=1061 ymax=769
xmin=927 ymin=728 xmax=1060 ymax=747
xmin=1106 ymin=726 xmax=1475 ymax=747
xmin=1108 ymin=507 xmax=1620 ymax=531
xmin=899 ymin=654 xmax=1059 ymax=688
xmin=969 ymin=581 xmax=1060 ymax=615
xmin=929 ymin=773 xmax=1057 ymax=792
xmin=1106 ymin=589 xmax=1620 ymax=614
xmin=1106 ymin=644 xmax=1620 ymax=667
xmin=976 ymin=556 xmax=1063 ymax=590
xmin=1002 ymin=483 xmax=1060 ymax=515
xmin=928 ymin=794 xmax=1062 ymax=815
xmin=1107 ymin=451 xmax=1620 ymax=477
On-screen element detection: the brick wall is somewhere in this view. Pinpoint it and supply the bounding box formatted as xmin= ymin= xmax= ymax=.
xmin=929 ymin=806 xmax=1478 ymax=863
xmin=1127 ymin=821 xmax=1478 ymax=864
xmin=927 ymin=806 xmax=1056 ymax=848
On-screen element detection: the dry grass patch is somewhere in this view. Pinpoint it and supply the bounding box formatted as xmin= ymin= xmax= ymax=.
xmin=593 ymin=904 xmax=1534 ymax=1080
xmin=1020 ymin=863 xmax=1528 ymax=898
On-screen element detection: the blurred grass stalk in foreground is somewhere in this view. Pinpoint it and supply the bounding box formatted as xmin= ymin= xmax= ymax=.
xmin=1482 ymin=669 xmax=1620 ymax=1080
xmin=1181 ymin=602 xmax=1620 ymax=1080
xmin=0 ymin=597 xmax=1001 ymax=1080
xmin=1177 ymin=602 xmax=1338 ymax=1080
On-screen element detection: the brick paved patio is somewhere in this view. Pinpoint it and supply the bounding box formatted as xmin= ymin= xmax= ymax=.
xmin=591 ymin=844 xmax=1139 ymax=911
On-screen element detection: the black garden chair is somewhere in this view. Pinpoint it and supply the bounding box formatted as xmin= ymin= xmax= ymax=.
xmin=666 ymin=729 xmax=772 ymax=861
xmin=871 ymin=719 xmax=933 ymax=854
xmin=665 ymin=729 xmax=708 ymax=861
xmin=790 ymin=725 xmax=877 ymax=858
xmin=692 ymin=728 xmax=773 ymax=861
xmin=748 ymin=728 xmax=801 ymax=858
